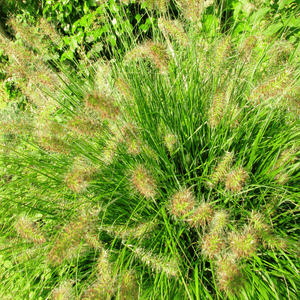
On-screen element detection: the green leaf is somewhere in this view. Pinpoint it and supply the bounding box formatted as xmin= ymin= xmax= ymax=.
xmin=135 ymin=14 xmax=141 ymax=22
xmin=249 ymin=7 xmax=270 ymax=25
xmin=263 ymin=23 xmax=284 ymax=36
xmin=93 ymin=27 xmax=103 ymax=40
xmin=139 ymin=24 xmax=149 ymax=32
xmin=108 ymin=35 xmax=116 ymax=47
xmin=122 ymin=20 xmax=133 ymax=32
xmin=278 ymin=0 xmax=295 ymax=10
xmin=282 ymin=16 xmax=300 ymax=27
xmin=61 ymin=50 xmax=74 ymax=61
xmin=80 ymin=15 xmax=88 ymax=27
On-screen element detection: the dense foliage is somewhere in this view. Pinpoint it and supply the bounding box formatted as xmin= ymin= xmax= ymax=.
xmin=0 ymin=0 xmax=300 ymax=299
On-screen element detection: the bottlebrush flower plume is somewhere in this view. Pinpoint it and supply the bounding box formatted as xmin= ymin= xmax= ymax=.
xmin=158 ymin=18 xmax=188 ymax=47
xmin=225 ymin=166 xmax=248 ymax=193
xmin=132 ymin=247 xmax=179 ymax=277
xmin=201 ymin=232 xmax=225 ymax=259
xmin=169 ymin=188 xmax=197 ymax=219
xmin=131 ymin=165 xmax=157 ymax=198
xmin=187 ymin=202 xmax=214 ymax=228
xmin=125 ymin=41 xmax=169 ymax=74
xmin=210 ymin=151 xmax=234 ymax=187
xmin=215 ymin=254 xmax=244 ymax=295
xmin=14 ymin=217 xmax=46 ymax=244
xmin=210 ymin=210 xmax=229 ymax=233
xmin=229 ymin=226 xmax=257 ymax=258
xmin=119 ymin=269 xmax=139 ymax=300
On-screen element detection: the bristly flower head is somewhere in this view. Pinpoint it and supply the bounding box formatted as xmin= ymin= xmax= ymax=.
xmin=208 ymin=90 xmax=227 ymax=127
xmin=210 ymin=151 xmax=234 ymax=187
xmin=125 ymin=41 xmax=169 ymax=74
xmin=84 ymin=91 xmax=120 ymax=121
xmin=119 ymin=269 xmax=139 ymax=300
xmin=132 ymin=247 xmax=179 ymax=277
xmin=225 ymin=166 xmax=248 ymax=193
xmin=64 ymin=157 xmax=96 ymax=193
xmin=106 ymin=219 xmax=158 ymax=241
xmin=239 ymin=36 xmax=257 ymax=62
xmin=201 ymin=232 xmax=225 ymax=259
xmin=164 ymin=133 xmax=177 ymax=154
xmin=210 ymin=210 xmax=229 ymax=233
xmin=14 ymin=217 xmax=46 ymax=244
xmin=158 ymin=18 xmax=188 ymax=47
xmin=187 ymin=202 xmax=214 ymax=228
xmin=215 ymin=254 xmax=244 ymax=295
xmin=131 ymin=164 xmax=157 ymax=198
xmin=229 ymin=226 xmax=258 ymax=259
xmin=169 ymin=188 xmax=197 ymax=220
xmin=67 ymin=114 xmax=103 ymax=138
xmin=249 ymin=211 xmax=270 ymax=238
xmin=214 ymin=37 xmax=232 ymax=72
xmin=51 ymin=280 xmax=74 ymax=300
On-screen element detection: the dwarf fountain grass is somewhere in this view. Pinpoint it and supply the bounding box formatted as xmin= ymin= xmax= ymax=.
xmin=201 ymin=232 xmax=226 ymax=259
xmin=51 ymin=280 xmax=74 ymax=300
xmin=14 ymin=216 xmax=46 ymax=244
xmin=168 ymin=188 xmax=197 ymax=220
xmin=0 ymin=4 xmax=300 ymax=299
xmin=225 ymin=166 xmax=249 ymax=193
xmin=187 ymin=202 xmax=215 ymax=228
xmin=228 ymin=226 xmax=258 ymax=259
xmin=130 ymin=164 xmax=157 ymax=199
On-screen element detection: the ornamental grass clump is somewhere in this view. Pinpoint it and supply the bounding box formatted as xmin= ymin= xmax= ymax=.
xmin=1 ymin=4 xmax=300 ymax=300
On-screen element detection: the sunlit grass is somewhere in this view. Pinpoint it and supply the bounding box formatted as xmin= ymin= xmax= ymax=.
xmin=0 ymin=1 xmax=300 ymax=299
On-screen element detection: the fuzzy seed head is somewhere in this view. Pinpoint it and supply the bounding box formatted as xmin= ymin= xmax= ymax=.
xmin=169 ymin=188 xmax=197 ymax=219
xmin=250 ymin=211 xmax=270 ymax=237
xmin=202 ymin=232 xmax=225 ymax=259
xmin=208 ymin=90 xmax=227 ymax=127
xmin=14 ymin=217 xmax=46 ymax=244
xmin=164 ymin=133 xmax=177 ymax=154
xmin=85 ymin=91 xmax=119 ymax=121
xmin=262 ymin=235 xmax=289 ymax=251
xmin=131 ymin=165 xmax=156 ymax=198
xmin=249 ymin=68 xmax=293 ymax=103
xmin=214 ymin=37 xmax=231 ymax=70
xmin=216 ymin=254 xmax=244 ymax=295
xmin=115 ymin=77 xmax=133 ymax=102
xmin=119 ymin=270 xmax=139 ymax=300
xmin=133 ymin=247 xmax=179 ymax=277
xmin=229 ymin=227 xmax=257 ymax=258
xmin=239 ymin=36 xmax=257 ymax=62
xmin=225 ymin=167 xmax=248 ymax=193
xmin=102 ymin=140 xmax=118 ymax=165
xmin=108 ymin=220 xmax=158 ymax=241
xmin=210 ymin=210 xmax=229 ymax=233
xmin=187 ymin=202 xmax=214 ymax=228
xmin=158 ymin=18 xmax=188 ymax=47
xmin=65 ymin=159 xmax=95 ymax=193
xmin=67 ymin=115 xmax=102 ymax=138
xmin=125 ymin=41 xmax=169 ymax=74
xmin=48 ymin=211 xmax=98 ymax=266
xmin=211 ymin=152 xmax=234 ymax=186
xmin=51 ymin=280 xmax=73 ymax=300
